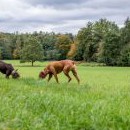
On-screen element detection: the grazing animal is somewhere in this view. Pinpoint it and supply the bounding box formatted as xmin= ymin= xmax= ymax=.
xmin=39 ymin=60 xmax=80 ymax=84
xmin=0 ymin=61 xmax=20 ymax=79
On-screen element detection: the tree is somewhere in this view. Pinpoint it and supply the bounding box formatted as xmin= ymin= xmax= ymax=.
xmin=76 ymin=22 xmax=93 ymax=61
xmin=76 ymin=19 xmax=120 ymax=63
xmin=102 ymin=32 xmax=121 ymax=66
xmin=120 ymin=18 xmax=130 ymax=45
xmin=93 ymin=19 xmax=119 ymax=62
xmin=56 ymin=34 xmax=72 ymax=60
xmin=119 ymin=18 xmax=130 ymax=66
xmin=37 ymin=32 xmax=57 ymax=60
xmin=119 ymin=44 xmax=130 ymax=66
xmin=67 ymin=43 xmax=77 ymax=59
xmin=13 ymin=36 xmax=21 ymax=59
xmin=0 ymin=47 xmax=2 ymax=59
xmin=0 ymin=33 xmax=12 ymax=59
xmin=20 ymin=37 xmax=44 ymax=66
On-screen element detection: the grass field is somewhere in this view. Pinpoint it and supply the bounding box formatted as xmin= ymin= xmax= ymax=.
xmin=0 ymin=60 xmax=130 ymax=130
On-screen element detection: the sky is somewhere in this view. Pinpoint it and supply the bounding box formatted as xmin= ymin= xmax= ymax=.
xmin=0 ymin=0 xmax=130 ymax=34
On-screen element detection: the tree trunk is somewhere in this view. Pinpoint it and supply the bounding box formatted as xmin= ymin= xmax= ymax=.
xmin=32 ymin=61 xmax=34 ymax=66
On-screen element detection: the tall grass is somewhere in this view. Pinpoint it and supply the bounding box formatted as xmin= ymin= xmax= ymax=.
xmin=0 ymin=60 xmax=130 ymax=130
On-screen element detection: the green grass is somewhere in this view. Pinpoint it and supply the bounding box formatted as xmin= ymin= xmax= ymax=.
xmin=0 ymin=60 xmax=130 ymax=130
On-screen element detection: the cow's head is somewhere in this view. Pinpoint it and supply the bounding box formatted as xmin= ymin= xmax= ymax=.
xmin=11 ymin=69 xmax=20 ymax=79
xmin=39 ymin=69 xmax=48 ymax=79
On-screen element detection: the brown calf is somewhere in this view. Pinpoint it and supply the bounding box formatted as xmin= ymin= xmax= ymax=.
xmin=39 ymin=60 xmax=80 ymax=84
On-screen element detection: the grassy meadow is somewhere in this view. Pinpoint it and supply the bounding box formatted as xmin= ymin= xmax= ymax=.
xmin=0 ymin=60 xmax=130 ymax=130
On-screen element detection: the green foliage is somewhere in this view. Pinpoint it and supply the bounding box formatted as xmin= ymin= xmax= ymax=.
xmin=76 ymin=22 xmax=93 ymax=61
xmin=1 ymin=18 xmax=130 ymax=66
xmin=56 ymin=34 xmax=72 ymax=60
xmin=119 ymin=18 xmax=130 ymax=66
xmin=120 ymin=18 xmax=130 ymax=45
xmin=0 ymin=33 xmax=12 ymax=59
xmin=37 ymin=32 xmax=57 ymax=60
xmin=76 ymin=19 xmax=122 ymax=65
xmin=119 ymin=44 xmax=130 ymax=66
xmin=13 ymin=36 xmax=22 ymax=59
xmin=102 ymin=32 xmax=121 ymax=65
xmin=0 ymin=47 xmax=2 ymax=59
xmin=20 ymin=37 xmax=44 ymax=66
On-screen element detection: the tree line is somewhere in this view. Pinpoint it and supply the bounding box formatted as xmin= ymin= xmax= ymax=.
xmin=0 ymin=18 xmax=130 ymax=66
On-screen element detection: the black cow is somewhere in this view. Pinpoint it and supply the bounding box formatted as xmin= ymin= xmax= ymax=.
xmin=0 ymin=61 xmax=20 ymax=79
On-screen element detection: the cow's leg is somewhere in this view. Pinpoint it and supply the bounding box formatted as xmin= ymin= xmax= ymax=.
xmin=63 ymin=66 xmax=72 ymax=83
xmin=48 ymin=73 xmax=53 ymax=82
xmin=6 ymin=70 xmax=11 ymax=79
xmin=5 ymin=75 xmax=9 ymax=79
xmin=71 ymin=69 xmax=80 ymax=84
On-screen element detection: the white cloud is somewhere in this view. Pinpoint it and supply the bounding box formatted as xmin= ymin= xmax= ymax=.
xmin=0 ymin=0 xmax=130 ymax=34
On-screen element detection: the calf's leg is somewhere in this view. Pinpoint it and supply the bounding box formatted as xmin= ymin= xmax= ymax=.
xmin=71 ymin=69 xmax=80 ymax=84
xmin=53 ymin=73 xmax=59 ymax=83
xmin=50 ymin=67 xmax=59 ymax=83
xmin=48 ymin=74 xmax=53 ymax=82
xmin=63 ymin=71 xmax=72 ymax=83
xmin=63 ymin=66 xmax=72 ymax=83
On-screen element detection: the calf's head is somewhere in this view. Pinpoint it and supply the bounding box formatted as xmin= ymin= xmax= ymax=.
xmin=11 ymin=69 xmax=20 ymax=79
xmin=39 ymin=69 xmax=48 ymax=79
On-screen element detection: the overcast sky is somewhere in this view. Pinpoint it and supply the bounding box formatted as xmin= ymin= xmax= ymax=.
xmin=0 ymin=0 xmax=130 ymax=34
